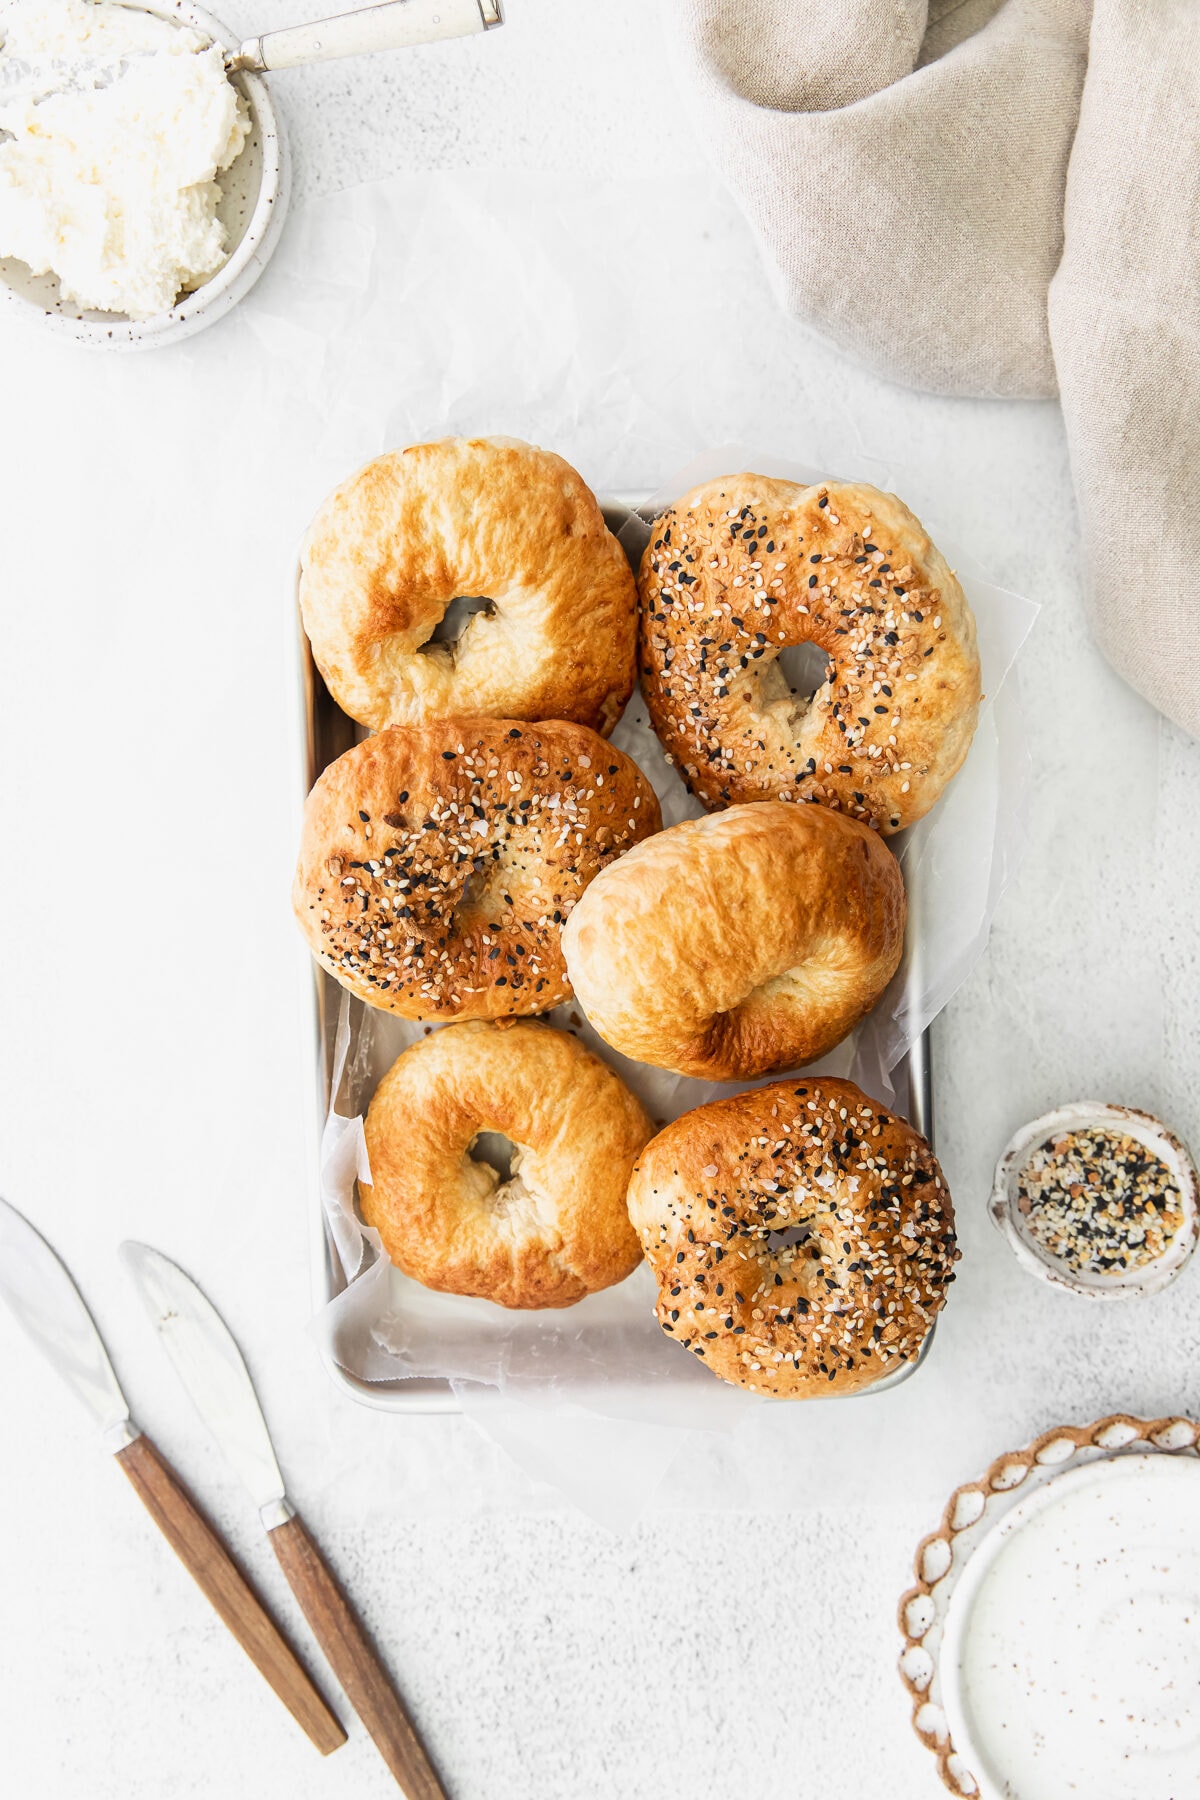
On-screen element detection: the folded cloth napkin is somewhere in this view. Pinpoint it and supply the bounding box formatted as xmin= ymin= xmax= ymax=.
xmin=670 ymin=0 xmax=1200 ymax=738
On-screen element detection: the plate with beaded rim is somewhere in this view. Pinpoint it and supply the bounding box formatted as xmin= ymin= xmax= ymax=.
xmin=898 ymin=1413 xmax=1200 ymax=1799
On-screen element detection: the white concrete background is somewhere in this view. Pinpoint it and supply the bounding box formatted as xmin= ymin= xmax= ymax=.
xmin=2 ymin=3 xmax=1199 ymax=1797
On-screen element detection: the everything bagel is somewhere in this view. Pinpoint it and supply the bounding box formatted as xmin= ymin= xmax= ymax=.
xmin=638 ymin=474 xmax=981 ymax=833
xmin=300 ymin=436 xmax=639 ymax=737
xmin=627 ymin=1077 xmax=958 ymax=1396
xmin=362 ymin=1020 xmax=651 ymax=1308
xmin=294 ymin=718 xmax=661 ymax=1020
xmin=561 ymin=801 xmax=905 ymax=1081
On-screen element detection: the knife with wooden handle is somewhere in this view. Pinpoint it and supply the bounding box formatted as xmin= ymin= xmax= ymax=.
xmin=120 ymin=1240 xmax=447 ymax=1800
xmin=269 ymin=1513 xmax=445 ymax=1798
xmin=0 ymin=1197 xmax=345 ymax=1757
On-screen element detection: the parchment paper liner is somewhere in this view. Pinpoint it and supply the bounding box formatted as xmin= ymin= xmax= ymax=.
xmin=308 ymin=452 xmax=1039 ymax=1420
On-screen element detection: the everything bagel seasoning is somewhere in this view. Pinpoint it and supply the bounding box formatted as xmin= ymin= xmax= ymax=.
xmin=294 ymin=720 xmax=660 ymax=1020
xmin=626 ymin=1077 xmax=958 ymax=1397
xmin=1016 ymin=1127 xmax=1184 ymax=1275
xmin=636 ymin=474 xmax=981 ymax=835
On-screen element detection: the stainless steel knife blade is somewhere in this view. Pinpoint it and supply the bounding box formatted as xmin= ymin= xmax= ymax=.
xmin=119 ymin=1242 xmax=292 ymax=1527
xmin=0 ymin=1196 xmax=137 ymax=1448
xmin=0 ymin=1208 xmax=346 ymax=1753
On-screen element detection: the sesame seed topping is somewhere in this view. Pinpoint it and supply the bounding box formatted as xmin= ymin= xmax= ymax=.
xmin=633 ymin=1078 xmax=957 ymax=1396
xmin=301 ymin=723 xmax=658 ymax=1020
xmin=637 ymin=479 xmax=975 ymax=832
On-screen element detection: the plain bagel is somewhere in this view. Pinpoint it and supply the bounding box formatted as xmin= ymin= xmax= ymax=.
xmin=300 ymin=436 xmax=639 ymax=737
xmin=361 ymin=1020 xmax=652 ymax=1308
xmin=638 ymin=474 xmax=981 ymax=833
xmin=561 ymin=801 xmax=905 ymax=1081
xmin=627 ymin=1077 xmax=958 ymax=1396
xmin=294 ymin=717 xmax=661 ymax=1020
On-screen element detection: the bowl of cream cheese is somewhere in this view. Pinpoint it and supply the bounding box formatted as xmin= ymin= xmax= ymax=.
xmin=0 ymin=0 xmax=288 ymax=348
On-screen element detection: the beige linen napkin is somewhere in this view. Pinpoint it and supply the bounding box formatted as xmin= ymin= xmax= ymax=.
xmin=670 ymin=0 xmax=1200 ymax=737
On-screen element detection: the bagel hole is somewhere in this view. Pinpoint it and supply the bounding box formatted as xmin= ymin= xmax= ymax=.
xmin=765 ymin=1223 xmax=815 ymax=1256
xmin=456 ymin=864 xmax=492 ymax=914
xmin=418 ymin=595 xmax=496 ymax=656
xmin=469 ymin=1131 xmax=518 ymax=1184
xmin=776 ymin=641 xmax=831 ymax=701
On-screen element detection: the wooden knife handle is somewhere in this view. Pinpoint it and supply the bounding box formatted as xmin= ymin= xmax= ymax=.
xmin=269 ymin=1512 xmax=447 ymax=1799
xmin=115 ymin=1433 xmax=346 ymax=1756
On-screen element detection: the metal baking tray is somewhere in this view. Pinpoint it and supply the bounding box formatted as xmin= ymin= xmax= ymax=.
xmin=297 ymin=497 xmax=935 ymax=1414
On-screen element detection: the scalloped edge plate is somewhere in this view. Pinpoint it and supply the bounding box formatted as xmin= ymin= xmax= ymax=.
xmin=898 ymin=1413 xmax=1200 ymax=1797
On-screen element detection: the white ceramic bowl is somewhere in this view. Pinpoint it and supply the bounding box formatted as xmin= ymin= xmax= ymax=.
xmin=0 ymin=0 xmax=289 ymax=350
xmin=898 ymin=1412 xmax=1200 ymax=1799
xmin=990 ymin=1100 xmax=1199 ymax=1301
xmin=939 ymin=1453 xmax=1200 ymax=1800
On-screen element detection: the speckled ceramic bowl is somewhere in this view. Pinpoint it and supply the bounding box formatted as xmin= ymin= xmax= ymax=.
xmin=939 ymin=1453 xmax=1200 ymax=1800
xmin=0 ymin=0 xmax=289 ymax=350
xmin=990 ymin=1101 xmax=1199 ymax=1301
xmin=899 ymin=1414 xmax=1200 ymax=1799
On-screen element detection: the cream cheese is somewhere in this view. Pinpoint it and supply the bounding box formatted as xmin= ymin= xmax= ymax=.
xmin=0 ymin=0 xmax=249 ymax=318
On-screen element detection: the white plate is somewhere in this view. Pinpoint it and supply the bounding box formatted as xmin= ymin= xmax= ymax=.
xmin=942 ymin=1454 xmax=1200 ymax=1800
xmin=899 ymin=1415 xmax=1200 ymax=1799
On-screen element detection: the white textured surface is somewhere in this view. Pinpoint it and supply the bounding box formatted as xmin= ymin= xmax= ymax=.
xmin=1 ymin=3 xmax=1199 ymax=1797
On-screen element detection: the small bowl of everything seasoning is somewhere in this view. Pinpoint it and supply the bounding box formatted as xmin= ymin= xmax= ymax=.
xmin=990 ymin=1103 xmax=1200 ymax=1301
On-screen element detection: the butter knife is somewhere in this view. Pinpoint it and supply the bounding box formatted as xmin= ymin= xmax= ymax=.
xmin=0 ymin=1197 xmax=345 ymax=1757
xmin=1 ymin=1 xmax=504 ymax=107
xmin=120 ymin=1240 xmax=446 ymax=1800
xmin=228 ymin=0 xmax=504 ymax=76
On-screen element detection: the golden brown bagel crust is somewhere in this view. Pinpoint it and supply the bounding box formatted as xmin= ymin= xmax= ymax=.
xmin=361 ymin=1021 xmax=652 ymax=1308
xmin=638 ymin=475 xmax=981 ymax=833
xmin=561 ymin=802 xmax=905 ymax=1081
xmin=300 ymin=437 xmax=638 ymax=737
xmin=627 ymin=1077 xmax=957 ymax=1395
xmin=294 ymin=718 xmax=661 ymax=1020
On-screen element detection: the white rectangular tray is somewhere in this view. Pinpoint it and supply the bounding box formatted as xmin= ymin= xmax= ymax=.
xmin=298 ymin=498 xmax=935 ymax=1414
